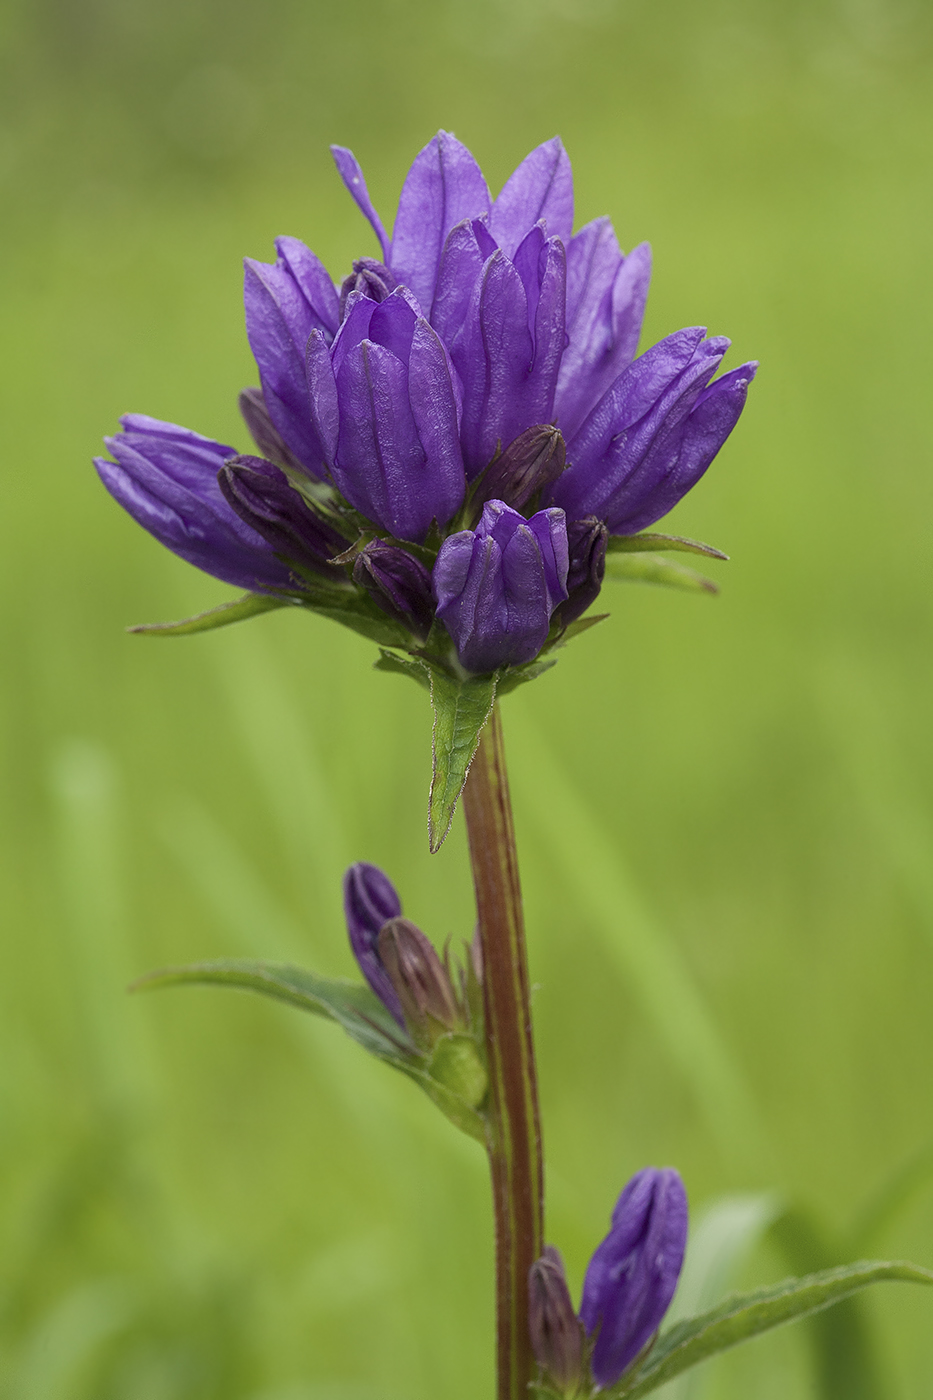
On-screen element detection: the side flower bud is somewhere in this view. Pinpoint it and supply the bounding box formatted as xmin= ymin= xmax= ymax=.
xmin=339 ymin=257 xmax=399 ymax=317
xmin=238 ymin=386 xmax=307 ymax=475
xmin=433 ymin=500 xmax=569 ymax=674
xmin=352 ymin=541 xmax=435 ymax=642
xmin=529 ymin=1246 xmax=585 ymax=1396
xmin=580 ymin=1168 xmax=688 ymax=1389
xmin=554 ymin=515 xmax=608 ymax=628
xmin=376 ymin=916 xmax=460 ymax=1045
xmin=342 ymin=863 xmax=405 ymax=1026
xmin=218 ymin=456 xmax=347 ymax=578
xmin=473 ymin=425 xmax=567 ymax=516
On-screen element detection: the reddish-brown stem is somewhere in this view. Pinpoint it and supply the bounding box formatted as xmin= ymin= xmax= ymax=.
xmin=463 ymin=703 xmax=544 ymax=1400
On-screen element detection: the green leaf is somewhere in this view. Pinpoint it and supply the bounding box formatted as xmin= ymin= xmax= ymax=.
xmin=613 ymin=1260 xmax=933 ymax=1398
xmin=133 ymin=957 xmax=488 ymax=1142
xmin=131 ymin=959 xmax=412 ymax=1062
xmin=427 ymin=668 xmax=498 ymax=852
xmin=496 ymin=656 xmax=558 ymax=696
xmin=604 ymin=552 xmax=719 ymax=595
xmin=374 ymin=649 xmax=432 ymax=691
xmin=128 ymin=592 xmax=293 ymax=636
xmin=607 ymin=532 xmax=729 ymax=560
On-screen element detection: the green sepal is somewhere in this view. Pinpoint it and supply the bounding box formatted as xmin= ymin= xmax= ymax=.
xmin=131 ymin=959 xmax=488 ymax=1141
xmin=604 ymin=552 xmax=719 ymax=595
xmin=607 ymin=532 xmax=729 ymax=560
xmin=128 ymin=592 xmax=294 ymax=636
xmin=496 ymin=656 xmax=558 ymax=696
xmin=427 ymin=1032 xmax=488 ymax=1109
xmin=609 ymin=1260 xmax=933 ymax=1399
xmin=374 ymin=648 xmax=432 ymax=691
xmin=427 ymin=665 xmax=498 ymax=852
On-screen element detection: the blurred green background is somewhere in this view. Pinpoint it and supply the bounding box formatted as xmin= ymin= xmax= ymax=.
xmin=2 ymin=0 xmax=933 ymax=1394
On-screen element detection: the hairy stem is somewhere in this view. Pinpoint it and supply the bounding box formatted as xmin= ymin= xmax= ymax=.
xmin=463 ymin=703 xmax=544 ymax=1400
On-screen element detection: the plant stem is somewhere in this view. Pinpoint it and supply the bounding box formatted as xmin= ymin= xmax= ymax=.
xmin=462 ymin=702 xmax=544 ymax=1400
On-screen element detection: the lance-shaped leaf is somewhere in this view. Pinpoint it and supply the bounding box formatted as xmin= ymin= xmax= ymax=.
xmin=428 ymin=666 xmax=498 ymax=852
xmin=132 ymin=959 xmax=487 ymax=1141
xmin=609 ymin=1260 xmax=933 ymax=1399
xmin=129 ymin=592 xmax=293 ymax=636
xmin=604 ymin=552 xmax=718 ymax=595
xmin=607 ymin=532 xmax=728 ymax=560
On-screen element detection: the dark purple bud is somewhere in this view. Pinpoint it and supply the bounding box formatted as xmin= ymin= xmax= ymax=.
xmin=473 ymin=425 xmax=567 ymax=516
xmin=238 ymin=387 xmax=308 ymax=475
xmin=218 ymin=456 xmax=346 ymax=578
xmin=553 ymin=516 xmax=607 ymax=627
xmin=433 ymin=500 xmax=569 ymax=674
xmin=376 ymin=917 xmax=460 ymax=1044
xmin=580 ymin=1168 xmax=688 ymax=1389
xmin=94 ymin=415 xmax=295 ymax=594
xmin=352 ymin=541 xmax=435 ymax=642
xmin=553 ymin=328 xmax=757 ymax=535
xmin=339 ymin=258 xmax=399 ymax=318
xmin=342 ymin=863 xmax=405 ymax=1026
xmin=529 ymin=1246 xmax=585 ymax=1396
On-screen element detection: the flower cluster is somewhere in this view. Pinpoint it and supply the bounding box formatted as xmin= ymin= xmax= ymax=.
xmin=529 ymin=1168 xmax=688 ymax=1395
xmin=96 ymin=133 xmax=756 ymax=676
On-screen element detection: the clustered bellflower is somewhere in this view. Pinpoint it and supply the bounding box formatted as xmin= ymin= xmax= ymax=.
xmin=96 ymin=132 xmax=756 ymax=676
xmin=529 ymin=1167 xmax=688 ymax=1394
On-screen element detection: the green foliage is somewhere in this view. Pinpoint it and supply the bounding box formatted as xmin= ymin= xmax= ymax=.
xmin=427 ymin=667 xmax=499 ymax=853
xmin=607 ymin=534 xmax=729 ymax=560
xmin=603 ymin=553 xmax=719 ymax=595
xmin=612 ymin=1262 xmax=933 ymax=1399
xmin=129 ymin=592 xmax=294 ymax=635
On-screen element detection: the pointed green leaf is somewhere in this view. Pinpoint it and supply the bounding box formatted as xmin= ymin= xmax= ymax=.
xmin=428 ymin=668 xmax=498 ymax=852
xmin=131 ymin=959 xmax=413 ymax=1063
xmin=608 ymin=532 xmax=729 ymax=560
xmin=604 ymin=552 xmax=718 ymax=595
xmin=128 ymin=592 xmax=293 ymax=636
xmin=496 ymin=656 xmax=558 ymax=696
xmin=613 ymin=1260 xmax=933 ymax=1398
xmin=374 ymin=649 xmax=432 ymax=691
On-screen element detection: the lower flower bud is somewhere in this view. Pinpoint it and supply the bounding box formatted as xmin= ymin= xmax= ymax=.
xmin=529 ymin=1246 xmax=585 ymax=1396
xmin=376 ymin=917 xmax=461 ymax=1046
xmin=554 ymin=515 xmax=608 ymax=628
xmin=352 ymin=541 xmax=435 ymax=642
xmin=473 ymin=425 xmax=567 ymax=517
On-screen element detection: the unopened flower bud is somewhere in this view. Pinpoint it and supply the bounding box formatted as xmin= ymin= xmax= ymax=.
xmin=529 ymin=1246 xmax=585 ymax=1396
xmin=343 ymin=863 xmax=405 ymax=1026
xmin=238 ymin=387 xmax=307 ymax=475
xmin=352 ymin=541 xmax=435 ymax=642
xmin=554 ymin=515 xmax=608 ymax=627
xmin=377 ymin=916 xmax=460 ymax=1043
xmin=474 ymin=425 xmax=567 ymax=517
xmin=339 ymin=257 xmax=398 ymax=317
xmin=218 ymin=455 xmax=346 ymax=578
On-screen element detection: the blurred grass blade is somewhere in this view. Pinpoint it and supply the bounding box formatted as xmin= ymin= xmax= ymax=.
xmin=603 ymin=553 xmax=718 ymax=594
xmin=129 ymin=592 xmax=290 ymax=635
xmin=428 ymin=668 xmax=497 ymax=852
xmin=660 ymin=1193 xmax=782 ymax=1400
xmin=508 ymin=716 xmax=768 ymax=1173
xmin=849 ymin=1141 xmax=933 ymax=1255
xmin=607 ymin=533 xmax=729 ymax=560
xmin=616 ymin=1261 xmax=933 ymax=1399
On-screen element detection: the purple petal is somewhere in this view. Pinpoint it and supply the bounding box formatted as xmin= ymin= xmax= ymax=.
xmin=580 ymin=1168 xmax=688 ymax=1389
xmin=305 ymin=330 xmax=339 ymax=463
xmin=431 ymin=220 xmax=486 ymax=349
xmin=490 ymin=137 xmax=574 ymax=256
xmin=391 ymin=131 xmax=491 ymax=313
xmin=243 ymin=245 xmax=337 ymax=476
xmin=406 ymin=319 xmax=466 ymax=529
xmin=343 ymin=862 xmax=404 ymax=1025
xmin=331 ymin=145 xmax=390 ymax=260
xmin=557 ymin=222 xmax=651 ymax=439
xmin=525 ymin=506 xmax=570 ymax=605
xmin=96 ymin=416 xmax=294 ymax=593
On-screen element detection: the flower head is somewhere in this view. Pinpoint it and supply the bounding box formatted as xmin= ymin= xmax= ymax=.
xmin=529 ymin=1167 xmax=688 ymax=1393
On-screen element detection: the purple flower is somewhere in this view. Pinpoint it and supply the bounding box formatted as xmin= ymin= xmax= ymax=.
xmin=434 ymin=501 xmax=569 ymax=674
xmin=580 ymin=1167 xmax=688 ymax=1388
xmin=342 ymin=862 xmax=405 ymax=1026
xmin=306 ymin=287 xmax=465 ymax=543
xmin=551 ymin=329 xmax=758 ymax=535
xmin=94 ymin=416 xmax=296 ymax=594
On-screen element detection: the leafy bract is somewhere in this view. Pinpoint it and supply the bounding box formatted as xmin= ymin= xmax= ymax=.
xmin=427 ymin=666 xmax=498 ymax=852
xmin=132 ymin=959 xmax=487 ymax=1141
xmin=128 ymin=592 xmax=292 ymax=636
xmin=609 ymin=1260 xmax=933 ymax=1399
xmin=604 ymin=552 xmax=718 ymax=595
xmin=608 ymin=532 xmax=728 ymax=560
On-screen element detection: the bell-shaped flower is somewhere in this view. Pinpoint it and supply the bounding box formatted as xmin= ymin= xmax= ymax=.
xmin=94 ymin=416 xmax=296 ymax=594
xmin=551 ymin=328 xmax=757 ymax=536
xmin=433 ymin=500 xmax=569 ymax=674
xmin=306 ymin=287 xmax=466 ymax=544
xmin=342 ymin=862 xmax=405 ymax=1027
xmin=579 ymin=1167 xmax=688 ymax=1388
xmin=243 ymin=237 xmax=340 ymax=477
